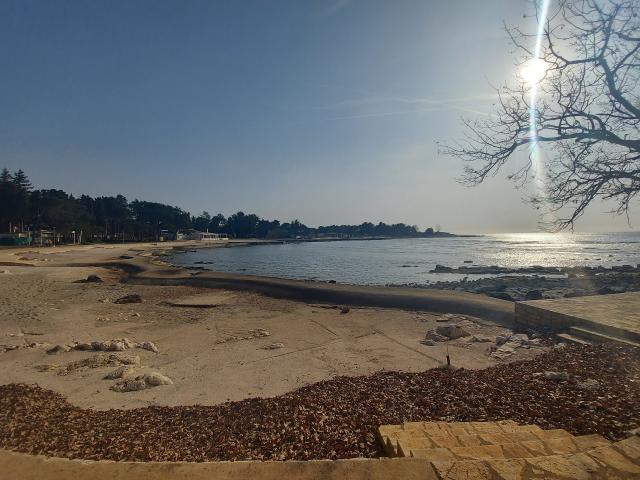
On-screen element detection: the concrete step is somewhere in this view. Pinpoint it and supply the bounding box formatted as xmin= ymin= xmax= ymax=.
xmin=379 ymin=422 xmax=543 ymax=457
xmin=569 ymin=326 xmax=640 ymax=348
xmin=430 ymin=444 xmax=640 ymax=480
xmin=556 ymin=332 xmax=592 ymax=345
xmin=378 ymin=421 xmax=636 ymax=479
xmin=571 ymin=317 xmax=640 ymax=343
xmin=410 ymin=435 xmax=610 ymax=461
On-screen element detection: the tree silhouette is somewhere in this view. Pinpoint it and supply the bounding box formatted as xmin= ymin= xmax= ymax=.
xmin=442 ymin=0 xmax=639 ymax=229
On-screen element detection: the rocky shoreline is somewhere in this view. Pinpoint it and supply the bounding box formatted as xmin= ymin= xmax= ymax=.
xmin=391 ymin=264 xmax=640 ymax=302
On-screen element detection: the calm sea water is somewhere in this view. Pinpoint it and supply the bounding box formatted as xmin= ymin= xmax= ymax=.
xmin=167 ymin=232 xmax=640 ymax=285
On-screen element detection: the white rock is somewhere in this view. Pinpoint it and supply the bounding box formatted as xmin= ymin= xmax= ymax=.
xmin=576 ymin=378 xmax=599 ymax=390
xmin=471 ymin=335 xmax=492 ymax=343
xmin=250 ymin=328 xmax=270 ymax=337
xmin=139 ymin=341 xmax=159 ymax=353
xmin=109 ymin=341 xmax=126 ymax=352
xmin=104 ymin=365 xmax=136 ymax=380
xmin=111 ymin=377 xmax=147 ymax=392
xmin=114 ymin=337 xmax=135 ymax=349
xmin=144 ymin=372 xmax=173 ymax=386
xmin=46 ymin=344 xmax=71 ymax=355
xmin=424 ymin=330 xmax=448 ymax=342
xmin=435 ymin=324 xmax=470 ymax=340
xmin=544 ymin=371 xmax=572 ymax=382
xmin=118 ymin=354 xmax=140 ymax=365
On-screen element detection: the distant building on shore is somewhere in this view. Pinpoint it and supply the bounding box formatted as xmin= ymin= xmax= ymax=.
xmin=0 ymin=232 xmax=31 ymax=246
xmin=177 ymin=229 xmax=229 ymax=241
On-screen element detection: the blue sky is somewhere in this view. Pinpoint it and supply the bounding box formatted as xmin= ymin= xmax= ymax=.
xmin=1 ymin=0 xmax=637 ymax=233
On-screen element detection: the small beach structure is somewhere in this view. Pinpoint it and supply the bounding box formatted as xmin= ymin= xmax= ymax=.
xmin=0 ymin=232 xmax=31 ymax=246
xmin=177 ymin=229 xmax=228 ymax=241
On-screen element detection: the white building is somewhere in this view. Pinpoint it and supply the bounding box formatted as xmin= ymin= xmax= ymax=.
xmin=177 ymin=229 xmax=228 ymax=241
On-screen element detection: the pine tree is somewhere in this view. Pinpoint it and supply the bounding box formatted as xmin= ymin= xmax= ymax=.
xmin=12 ymin=169 xmax=32 ymax=191
xmin=0 ymin=168 xmax=11 ymax=184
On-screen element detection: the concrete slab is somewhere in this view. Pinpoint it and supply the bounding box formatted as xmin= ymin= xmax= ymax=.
xmin=166 ymin=292 xmax=237 ymax=308
xmin=515 ymin=292 xmax=640 ymax=342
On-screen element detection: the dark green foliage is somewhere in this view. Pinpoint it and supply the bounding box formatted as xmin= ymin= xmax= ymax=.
xmin=0 ymin=167 xmax=443 ymax=241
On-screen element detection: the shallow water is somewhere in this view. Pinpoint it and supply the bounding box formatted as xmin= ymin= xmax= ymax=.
xmin=167 ymin=232 xmax=640 ymax=285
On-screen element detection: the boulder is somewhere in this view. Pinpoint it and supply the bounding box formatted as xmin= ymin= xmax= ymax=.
xmin=421 ymin=339 xmax=437 ymax=346
xmin=139 ymin=341 xmax=159 ymax=353
xmin=424 ymin=330 xmax=448 ymax=343
xmin=114 ymin=294 xmax=142 ymax=304
xmin=544 ymin=371 xmax=572 ymax=382
xmin=118 ymin=338 xmax=136 ymax=349
xmin=46 ymin=344 xmax=71 ymax=355
xmin=432 ymin=264 xmax=453 ymax=272
xmin=495 ymin=335 xmax=509 ymax=346
xmin=576 ymin=378 xmax=599 ymax=390
xmin=525 ymin=290 xmax=543 ymax=300
xmin=491 ymin=345 xmax=516 ymax=359
xmin=340 ymin=306 xmax=350 ymax=314
xmin=471 ymin=335 xmax=492 ymax=343
xmin=74 ymin=343 xmax=94 ymax=351
xmin=435 ymin=324 xmax=470 ymax=340
xmin=85 ymin=274 xmax=103 ymax=283
xmin=93 ymin=340 xmax=126 ymax=352
xmin=104 ymin=365 xmax=136 ymax=380
xmin=111 ymin=377 xmax=147 ymax=392
xmin=264 ymin=342 xmax=285 ymax=350
xmin=144 ymin=372 xmax=173 ymax=386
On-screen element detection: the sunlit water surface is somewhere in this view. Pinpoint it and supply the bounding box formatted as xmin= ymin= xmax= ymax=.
xmin=167 ymin=232 xmax=640 ymax=285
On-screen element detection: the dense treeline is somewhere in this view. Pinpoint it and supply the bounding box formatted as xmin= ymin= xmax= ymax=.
xmin=0 ymin=168 xmax=446 ymax=241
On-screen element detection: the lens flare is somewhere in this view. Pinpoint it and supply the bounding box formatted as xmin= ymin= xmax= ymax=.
xmin=528 ymin=0 xmax=552 ymax=219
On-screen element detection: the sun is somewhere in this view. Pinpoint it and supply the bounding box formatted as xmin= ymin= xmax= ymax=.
xmin=519 ymin=58 xmax=548 ymax=87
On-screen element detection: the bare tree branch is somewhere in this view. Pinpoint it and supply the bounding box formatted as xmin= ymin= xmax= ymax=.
xmin=441 ymin=0 xmax=640 ymax=230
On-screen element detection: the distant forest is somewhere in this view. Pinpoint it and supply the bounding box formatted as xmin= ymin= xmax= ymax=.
xmin=0 ymin=168 xmax=448 ymax=241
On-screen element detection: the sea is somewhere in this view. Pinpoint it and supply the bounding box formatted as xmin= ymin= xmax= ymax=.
xmin=166 ymin=232 xmax=640 ymax=286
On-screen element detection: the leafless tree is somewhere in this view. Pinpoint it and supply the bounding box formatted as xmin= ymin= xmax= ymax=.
xmin=441 ymin=0 xmax=639 ymax=230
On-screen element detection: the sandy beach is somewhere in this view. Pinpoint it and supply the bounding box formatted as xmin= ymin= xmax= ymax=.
xmin=0 ymin=241 xmax=534 ymax=411
xmin=0 ymin=242 xmax=639 ymax=464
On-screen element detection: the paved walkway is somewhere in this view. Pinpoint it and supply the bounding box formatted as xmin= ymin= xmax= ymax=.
xmin=378 ymin=420 xmax=640 ymax=478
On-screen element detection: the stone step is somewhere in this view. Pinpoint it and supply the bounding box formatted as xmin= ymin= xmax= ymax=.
xmin=430 ymin=443 xmax=640 ymax=480
xmin=410 ymin=435 xmax=610 ymax=461
xmin=392 ymin=427 xmax=576 ymax=459
xmin=378 ymin=421 xmax=540 ymax=457
xmin=569 ymin=326 xmax=640 ymax=348
xmin=377 ymin=421 xmax=637 ymax=479
xmin=396 ymin=427 xmax=569 ymax=451
xmin=556 ymin=332 xmax=592 ymax=345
